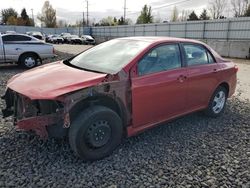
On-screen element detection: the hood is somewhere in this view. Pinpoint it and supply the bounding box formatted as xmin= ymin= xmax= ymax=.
xmin=72 ymin=37 xmax=82 ymax=40
xmin=7 ymin=61 xmax=107 ymax=100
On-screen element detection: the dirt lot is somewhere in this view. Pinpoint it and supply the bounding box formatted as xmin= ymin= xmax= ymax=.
xmin=0 ymin=45 xmax=249 ymax=187
xmin=229 ymin=59 xmax=250 ymax=101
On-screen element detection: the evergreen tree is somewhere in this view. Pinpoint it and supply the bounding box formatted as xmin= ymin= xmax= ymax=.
xmin=200 ymin=9 xmax=210 ymax=20
xmin=118 ymin=16 xmax=124 ymax=25
xmin=244 ymin=4 xmax=250 ymax=16
xmin=21 ymin=8 xmax=29 ymax=20
xmin=136 ymin=5 xmax=153 ymax=24
xmin=188 ymin=11 xmax=199 ymax=21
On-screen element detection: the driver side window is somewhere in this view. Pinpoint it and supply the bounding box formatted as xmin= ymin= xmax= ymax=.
xmin=138 ymin=44 xmax=182 ymax=76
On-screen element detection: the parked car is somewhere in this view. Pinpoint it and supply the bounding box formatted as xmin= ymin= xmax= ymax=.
xmin=61 ymin=33 xmax=71 ymax=43
xmin=81 ymin=35 xmax=95 ymax=45
xmin=5 ymin=31 xmax=16 ymax=34
xmin=0 ymin=33 xmax=55 ymax=68
xmin=45 ymin=34 xmax=52 ymax=43
xmin=68 ymin=35 xmax=84 ymax=44
xmin=61 ymin=32 xmax=71 ymax=37
xmin=2 ymin=37 xmax=237 ymax=161
xmin=49 ymin=34 xmax=64 ymax=44
xmin=27 ymin=31 xmax=44 ymax=40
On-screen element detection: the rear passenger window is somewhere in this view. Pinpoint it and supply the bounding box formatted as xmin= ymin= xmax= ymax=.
xmin=2 ymin=35 xmax=32 ymax=42
xmin=2 ymin=35 xmax=16 ymax=42
xmin=183 ymin=44 xmax=215 ymax=66
xmin=207 ymin=52 xmax=215 ymax=64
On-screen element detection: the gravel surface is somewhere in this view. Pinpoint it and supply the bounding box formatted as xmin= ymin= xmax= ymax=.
xmin=0 ymin=47 xmax=249 ymax=187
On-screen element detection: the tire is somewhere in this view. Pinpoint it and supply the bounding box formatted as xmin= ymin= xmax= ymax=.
xmin=19 ymin=53 xmax=39 ymax=69
xmin=204 ymin=86 xmax=228 ymax=117
xmin=69 ymin=106 xmax=123 ymax=161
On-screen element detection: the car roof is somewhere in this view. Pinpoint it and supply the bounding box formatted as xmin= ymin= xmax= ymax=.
xmin=117 ymin=36 xmax=204 ymax=45
xmin=2 ymin=33 xmax=29 ymax=36
xmin=1 ymin=33 xmax=39 ymax=40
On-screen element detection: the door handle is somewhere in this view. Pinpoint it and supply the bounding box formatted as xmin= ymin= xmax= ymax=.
xmin=177 ymin=75 xmax=187 ymax=83
xmin=213 ymin=69 xmax=218 ymax=73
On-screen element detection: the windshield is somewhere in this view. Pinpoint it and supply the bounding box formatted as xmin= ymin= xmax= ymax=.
xmin=84 ymin=35 xmax=93 ymax=39
xmin=69 ymin=39 xmax=150 ymax=74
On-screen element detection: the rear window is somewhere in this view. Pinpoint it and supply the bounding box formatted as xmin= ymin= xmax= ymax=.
xmin=2 ymin=35 xmax=32 ymax=42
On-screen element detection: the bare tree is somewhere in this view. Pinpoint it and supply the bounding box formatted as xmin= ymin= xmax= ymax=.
xmin=57 ymin=19 xmax=67 ymax=27
xmin=37 ymin=1 xmax=57 ymax=28
xmin=154 ymin=12 xmax=162 ymax=23
xmin=180 ymin=10 xmax=190 ymax=21
xmin=171 ymin=6 xmax=179 ymax=22
xmin=231 ymin=0 xmax=249 ymax=17
xmin=208 ymin=0 xmax=227 ymax=19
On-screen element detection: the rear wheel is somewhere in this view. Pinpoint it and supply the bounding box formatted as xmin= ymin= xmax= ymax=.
xmin=204 ymin=86 xmax=228 ymax=117
xmin=69 ymin=106 xmax=123 ymax=161
xmin=19 ymin=53 xmax=39 ymax=69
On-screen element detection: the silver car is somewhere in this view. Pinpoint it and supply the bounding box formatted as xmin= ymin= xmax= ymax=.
xmin=0 ymin=33 xmax=55 ymax=68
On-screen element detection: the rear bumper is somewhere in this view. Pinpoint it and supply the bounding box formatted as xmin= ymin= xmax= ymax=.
xmin=228 ymin=74 xmax=237 ymax=98
xmin=84 ymin=40 xmax=95 ymax=45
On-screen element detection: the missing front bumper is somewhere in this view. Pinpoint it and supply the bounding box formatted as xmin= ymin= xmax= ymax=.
xmin=16 ymin=110 xmax=65 ymax=138
xmin=1 ymin=89 xmax=70 ymax=138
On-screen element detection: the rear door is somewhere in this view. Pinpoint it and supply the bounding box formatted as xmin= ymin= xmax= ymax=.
xmin=131 ymin=43 xmax=188 ymax=128
xmin=181 ymin=43 xmax=220 ymax=110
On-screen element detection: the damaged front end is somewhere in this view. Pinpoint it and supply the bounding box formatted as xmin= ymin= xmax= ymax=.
xmin=1 ymin=89 xmax=69 ymax=138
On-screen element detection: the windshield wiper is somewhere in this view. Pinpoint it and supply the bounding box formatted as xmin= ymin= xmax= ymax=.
xmin=63 ymin=59 xmax=107 ymax=74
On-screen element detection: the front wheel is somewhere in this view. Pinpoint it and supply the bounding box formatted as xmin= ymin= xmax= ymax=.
xmin=204 ymin=86 xmax=228 ymax=117
xmin=69 ymin=106 xmax=123 ymax=161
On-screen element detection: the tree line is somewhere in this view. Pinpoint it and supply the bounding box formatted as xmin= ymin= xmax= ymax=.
xmin=1 ymin=8 xmax=34 ymax=26
xmin=1 ymin=0 xmax=250 ymax=28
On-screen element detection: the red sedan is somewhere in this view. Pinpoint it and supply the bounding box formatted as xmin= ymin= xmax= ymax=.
xmin=2 ymin=37 xmax=237 ymax=161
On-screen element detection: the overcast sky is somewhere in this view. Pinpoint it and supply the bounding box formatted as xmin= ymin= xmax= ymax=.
xmin=1 ymin=0 xmax=227 ymax=25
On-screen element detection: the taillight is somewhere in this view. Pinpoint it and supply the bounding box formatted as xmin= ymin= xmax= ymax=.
xmin=234 ymin=65 xmax=239 ymax=73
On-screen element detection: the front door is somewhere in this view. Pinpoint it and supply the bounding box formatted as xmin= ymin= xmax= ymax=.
xmin=131 ymin=43 xmax=188 ymax=128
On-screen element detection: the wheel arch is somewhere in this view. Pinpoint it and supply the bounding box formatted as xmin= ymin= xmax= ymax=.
xmin=69 ymin=95 xmax=128 ymax=128
xmin=218 ymin=82 xmax=230 ymax=96
xmin=18 ymin=51 xmax=41 ymax=64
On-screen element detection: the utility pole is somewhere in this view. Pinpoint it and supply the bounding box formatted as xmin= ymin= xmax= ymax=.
xmin=31 ymin=9 xmax=34 ymax=26
xmin=86 ymin=0 xmax=89 ymax=26
xmin=123 ymin=0 xmax=126 ymax=21
xmin=82 ymin=11 xmax=85 ymax=35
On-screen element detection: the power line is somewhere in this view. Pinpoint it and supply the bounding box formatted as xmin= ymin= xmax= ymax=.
xmin=126 ymin=0 xmax=192 ymax=16
xmin=153 ymin=0 xmax=191 ymax=10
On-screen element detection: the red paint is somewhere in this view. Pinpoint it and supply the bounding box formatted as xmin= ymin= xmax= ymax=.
xmin=131 ymin=68 xmax=188 ymax=127
xmin=7 ymin=61 xmax=107 ymax=100
xmin=5 ymin=37 xmax=237 ymax=138
xmin=186 ymin=63 xmax=221 ymax=110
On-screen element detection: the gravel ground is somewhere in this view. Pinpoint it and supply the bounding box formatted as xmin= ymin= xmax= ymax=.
xmin=0 ymin=46 xmax=249 ymax=187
